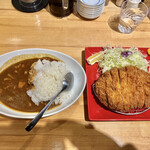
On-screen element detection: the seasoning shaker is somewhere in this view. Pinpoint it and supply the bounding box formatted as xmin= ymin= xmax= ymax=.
xmin=116 ymin=0 xmax=125 ymax=7
xmin=126 ymin=0 xmax=141 ymax=8
xmin=143 ymin=0 xmax=150 ymax=19
xmin=148 ymin=10 xmax=150 ymax=19
xmin=105 ymin=0 xmax=110 ymax=6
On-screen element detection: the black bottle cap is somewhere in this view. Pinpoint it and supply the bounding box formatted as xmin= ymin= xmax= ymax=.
xmin=12 ymin=0 xmax=49 ymax=13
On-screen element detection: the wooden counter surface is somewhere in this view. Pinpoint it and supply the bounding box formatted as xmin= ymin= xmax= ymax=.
xmin=0 ymin=0 xmax=150 ymax=150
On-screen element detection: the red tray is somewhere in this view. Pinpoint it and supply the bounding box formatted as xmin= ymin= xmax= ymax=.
xmin=85 ymin=47 xmax=150 ymax=121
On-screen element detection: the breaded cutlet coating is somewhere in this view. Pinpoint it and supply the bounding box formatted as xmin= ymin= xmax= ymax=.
xmin=95 ymin=65 xmax=150 ymax=112
xmin=101 ymin=71 xmax=115 ymax=108
xmin=95 ymin=76 xmax=108 ymax=107
xmin=126 ymin=66 xmax=138 ymax=109
xmin=110 ymin=67 xmax=124 ymax=111
xmin=118 ymin=67 xmax=130 ymax=111
xmin=142 ymin=71 xmax=150 ymax=107
xmin=134 ymin=68 xmax=145 ymax=108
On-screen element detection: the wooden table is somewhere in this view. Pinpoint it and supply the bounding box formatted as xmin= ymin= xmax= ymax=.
xmin=0 ymin=1 xmax=150 ymax=150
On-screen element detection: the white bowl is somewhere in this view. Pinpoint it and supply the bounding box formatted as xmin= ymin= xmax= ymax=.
xmin=0 ymin=48 xmax=87 ymax=119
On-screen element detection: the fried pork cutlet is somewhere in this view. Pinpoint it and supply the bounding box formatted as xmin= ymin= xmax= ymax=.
xmin=95 ymin=65 xmax=150 ymax=112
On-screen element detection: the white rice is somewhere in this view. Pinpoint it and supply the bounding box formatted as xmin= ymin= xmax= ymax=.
xmin=27 ymin=59 xmax=70 ymax=106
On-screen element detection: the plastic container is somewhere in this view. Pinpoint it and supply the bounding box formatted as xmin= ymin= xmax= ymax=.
xmin=127 ymin=0 xmax=141 ymax=8
xmin=116 ymin=0 xmax=125 ymax=7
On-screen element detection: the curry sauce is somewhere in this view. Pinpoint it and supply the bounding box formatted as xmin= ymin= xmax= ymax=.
xmin=0 ymin=57 xmax=59 ymax=112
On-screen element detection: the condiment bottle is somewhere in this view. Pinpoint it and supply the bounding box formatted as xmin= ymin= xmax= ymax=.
xmin=143 ymin=0 xmax=150 ymax=19
xmin=148 ymin=9 xmax=150 ymax=19
xmin=126 ymin=0 xmax=141 ymax=8
xmin=116 ymin=0 xmax=125 ymax=7
xmin=105 ymin=0 xmax=110 ymax=6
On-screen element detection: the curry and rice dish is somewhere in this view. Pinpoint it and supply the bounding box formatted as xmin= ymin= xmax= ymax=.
xmin=0 ymin=54 xmax=69 ymax=112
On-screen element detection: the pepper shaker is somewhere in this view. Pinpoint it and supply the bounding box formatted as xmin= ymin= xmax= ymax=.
xmin=143 ymin=0 xmax=150 ymax=19
xmin=148 ymin=8 xmax=150 ymax=19
xmin=105 ymin=0 xmax=110 ymax=6
xmin=116 ymin=0 xmax=125 ymax=7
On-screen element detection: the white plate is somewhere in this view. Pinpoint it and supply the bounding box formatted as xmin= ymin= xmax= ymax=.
xmin=78 ymin=5 xmax=103 ymax=12
xmin=78 ymin=9 xmax=102 ymax=19
xmin=77 ymin=6 xmax=103 ymax=14
xmin=0 ymin=48 xmax=87 ymax=119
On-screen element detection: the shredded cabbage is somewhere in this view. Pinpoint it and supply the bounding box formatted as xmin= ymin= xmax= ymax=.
xmin=98 ymin=46 xmax=150 ymax=73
